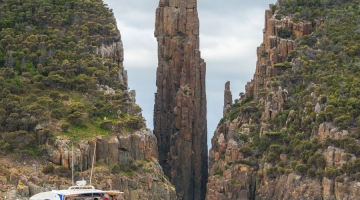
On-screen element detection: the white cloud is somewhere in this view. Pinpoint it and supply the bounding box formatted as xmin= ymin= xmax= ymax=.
xmin=202 ymin=36 xmax=255 ymax=60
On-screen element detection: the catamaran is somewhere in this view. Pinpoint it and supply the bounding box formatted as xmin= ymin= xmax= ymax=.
xmin=29 ymin=180 xmax=123 ymax=200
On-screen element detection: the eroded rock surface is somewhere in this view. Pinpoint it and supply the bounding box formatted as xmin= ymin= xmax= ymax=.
xmin=154 ymin=0 xmax=208 ymax=199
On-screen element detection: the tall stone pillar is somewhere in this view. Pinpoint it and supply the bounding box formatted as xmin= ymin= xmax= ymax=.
xmin=153 ymin=0 xmax=208 ymax=199
xmin=223 ymin=81 xmax=232 ymax=117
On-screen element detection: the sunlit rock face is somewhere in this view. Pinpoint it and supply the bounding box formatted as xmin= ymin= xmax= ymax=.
xmin=153 ymin=0 xmax=208 ymax=199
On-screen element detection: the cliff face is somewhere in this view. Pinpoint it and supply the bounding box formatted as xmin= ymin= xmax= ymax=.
xmin=245 ymin=6 xmax=312 ymax=101
xmin=96 ymin=41 xmax=128 ymax=87
xmin=0 ymin=129 xmax=176 ymax=200
xmin=0 ymin=1 xmax=175 ymax=199
xmin=0 ymin=83 xmax=176 ymax=200
xmin=153 ymin=0 xmax=208 ymax=199
xmin=207 ymin=1 xmax=360 ymax=199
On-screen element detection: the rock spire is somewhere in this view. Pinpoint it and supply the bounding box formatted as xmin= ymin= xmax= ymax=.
xmin=245 ymin=4 xmax=312 ymax=101
xmin=223 ymin=81 xmax=232 ymax=117
xmin=153 ymin=0 xmax=208 ymax=199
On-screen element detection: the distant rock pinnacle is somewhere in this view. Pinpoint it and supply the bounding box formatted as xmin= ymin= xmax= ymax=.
xmin=223 ymin=81 xmax=232 ymax=117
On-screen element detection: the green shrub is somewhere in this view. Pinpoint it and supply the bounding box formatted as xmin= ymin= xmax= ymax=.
xmin=67 ymin=111 xmax=85 ymax=126
xmin=278 ymin=27 xmax=292 ymax=38
xmin=334 ymin=115 xmax=351 ymax=129
xmin=239 ymin=134 xmax=249 ymax=142
xmin=55 ymin=166 xmax=71 ymax=178
xmin=2 ymin=130 xmax=35 ymax=150
xmin=51 ymin=109 xmax=63 ymax=119
xmin=61 ymin=123 xmax=70 ymax=132
xmin=125 ymin=116 xmax=145 ymax=130
xmin=354 ymin=172 xmax=360 ymax=181
xmin=336 ymin=175 xmax=345 ymax=182
xmin=42 ymin=164 xmax=55 ymax=174
xmin=278 ymin=161 xmax=285 ymax=167
xmin=278 ymin=167 xmax=286 ymax=174
xmin=307 ymin=153 xmax=326 ymax=169
xmin=111 ymin=164 xmax=120 ymax=174
xmin=295 ymin=164 xmax=308 ymax=175
xmin=307 ymin=168 xmax=316 ymax=177
xmin=324 ymin=105 xmax=335 ymax=120
xmin=271 ymin=81 xmax=280 ymax=87
xmin=100 ymin=120 xmax=113 ymax=130
xmin=324 ymin=167 xmax=341 ymax=179
xmin=239 ymin=145 xmax=252 ymax=157
xmin=231 ymin=179 xmax=241 ymax=185
xmin=234 ymin=159 xmax=253 ymax=166
xmin=269 ymin=144 xmax=282 ymax=154
xmin=130 ymin=160 xmax=145 ymax=171
xmin=214 ymin=169 xmax=223 ymax=176
xmin=49 ymin=91 xmax=61 ymax=101
xmin=61 ymin=95 xmax=70 ymax=101
xmin=271 ymin=4 xmax=277 ymax=14
xmin=266 ymin=167 xmax=278 ymax=176
xmin=264 ymin=132 xmax=281 ymax=136
xmin=316 ymin=112 xmax=325 ymax=124
xmin=265 ymin=152 xmax=279 ymax=163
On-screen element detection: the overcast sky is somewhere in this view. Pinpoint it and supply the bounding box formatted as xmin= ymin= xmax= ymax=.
xmin=103 ymin=0 xmax=275 ymax=147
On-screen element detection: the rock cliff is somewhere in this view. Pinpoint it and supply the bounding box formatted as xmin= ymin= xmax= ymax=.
xmin=96 ymin=41 xmax=128 ymax=88
xmin=153 ymin=0 xmax=208 ymax=199
xmin=0 ymin=129 xmax=176 ymax=200
xmin=207 ymin=1 xmax=360 ymax=199
xmin=0 ymin=1 xmax=175 ymax=199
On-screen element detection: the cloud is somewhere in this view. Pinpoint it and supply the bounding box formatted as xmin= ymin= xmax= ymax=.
xmin=115 ymin=22 xmax=157 ymax=71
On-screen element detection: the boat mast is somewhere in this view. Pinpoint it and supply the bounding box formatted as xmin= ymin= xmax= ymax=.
xmin=72 ymin=141 xmax=74 ymax=185
xmin=72 ymin=131 xmax=76 ymax=186
xmin=90 ymin=138 xmax=96 ymax=185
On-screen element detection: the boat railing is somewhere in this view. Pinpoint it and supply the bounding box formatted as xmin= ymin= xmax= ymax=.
xmin=68 ymin=185 xmax=95 ymax=190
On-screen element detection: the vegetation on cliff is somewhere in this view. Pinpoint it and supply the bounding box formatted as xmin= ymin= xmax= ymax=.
xmin=0 ymin=1 xmax=177 ymax=199
xmin=264 ymin=0 xmax=360 ymax=179
xmin=0 ymin=0 xmax=144 ymax=155
xmin=210 ymin=0 xmax=360 ymax=198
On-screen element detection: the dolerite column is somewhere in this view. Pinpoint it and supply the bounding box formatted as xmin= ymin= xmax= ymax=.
xmin=153 ymin=0 xmax=208 ymax=199
xmin=223 ymin=81 xmax=232 ymax=117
